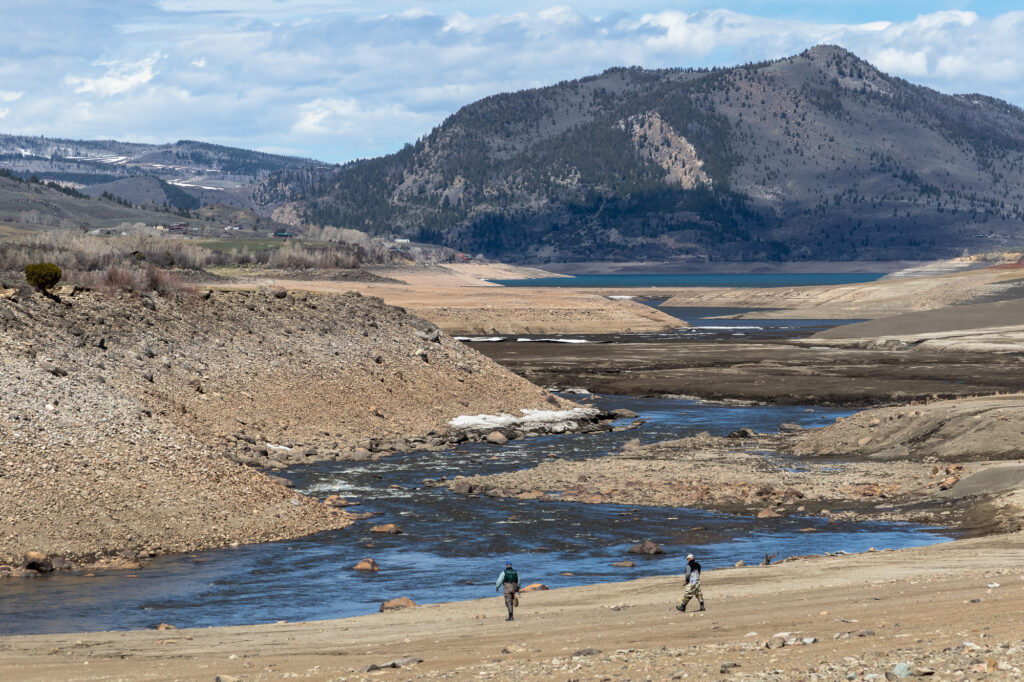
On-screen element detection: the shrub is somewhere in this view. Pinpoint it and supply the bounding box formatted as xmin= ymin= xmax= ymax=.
xmin=24 ymin=262 xmax=62 ymax=291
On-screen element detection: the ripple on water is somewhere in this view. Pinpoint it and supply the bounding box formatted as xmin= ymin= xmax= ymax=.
xmin=0 ymin=394 xmax=952 ymax=635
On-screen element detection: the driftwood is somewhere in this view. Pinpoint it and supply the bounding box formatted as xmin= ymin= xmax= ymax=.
xmin=760 ymin=552 xmax=778 ymax=566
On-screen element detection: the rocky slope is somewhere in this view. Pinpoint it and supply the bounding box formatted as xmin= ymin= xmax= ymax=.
xmin=258 ymin=45 xmax=1024 ymax=263
xmin=0 ymin=284 xmax=574 ymax=568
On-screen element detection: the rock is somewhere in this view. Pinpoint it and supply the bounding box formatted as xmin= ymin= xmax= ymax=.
xmin=720 ymin=662 xmax=740 ymax=673
xmin=888 ymin=662 xmax=915 ymax=679
xmin=416 ymin=328 xmax=441 ymax=343
xmin=756 ymin=507 xmax=782 ymax=519
xmin=572 ymin=648 xmax=602 ymax=657
xmin=413 ymin=347 xmax=429 ymax=361
xmin=778 ymin=422 xmax=802 ymax=431
xmin=370 ymin=523 xmax=402 ymax=534
xmin=627 ymin=540 xmax=664 ymax=555
xmin=41 ymin=361 xmax=68 ymax=377
xmin=450 ymin=480 xmax=472 ymax=494
xmin=0 ymin=286 xmax=17 ymax=300
xmin=734 ymin=560 xmax=745 ymax=567
xmin=485 ymin=431 xmax=508 ymax=445
xmin=727 ymin=427 xmax=757 ymax=439
xmin=611 ymin=560 xmax=636 ymax=567
xmin=155 ymin=622 xmax=177 ymax=630
xmin=801 ymin=637 xmax=817 ymax=645
xmin=23 ymin=551 xmax=53 ymax=573
xmin=215 ymin=676 xmax=239 ymax=682
xmin=379 ymin=596 xmax=417 ymax=612
xmin=611 ymin=408 xmax=639 ymax=419
xmin=353 ymin=558 xmax=380 ymax=572
xmin=264 ymin=474 xmax=294 ymax=488
xmin=520 ymin=583 xmax=549 ymax=592
xmin=938 ymin=475 xmax=960 ymax=490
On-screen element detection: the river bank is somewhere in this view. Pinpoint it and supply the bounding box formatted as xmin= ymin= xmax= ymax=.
xmin=0 ymin=286 xmax=576 ymax=570
xmin=2 ymin=532 xmax=1022 ymax=681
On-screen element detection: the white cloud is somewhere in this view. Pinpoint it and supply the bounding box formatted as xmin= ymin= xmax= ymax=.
xmin=2 ymin=5 xmax=1023 ymax=162
xmin=870 ymin=47 xmax=930 ymax=77
xmin=65 ymin=54 xmax=160 ymax=97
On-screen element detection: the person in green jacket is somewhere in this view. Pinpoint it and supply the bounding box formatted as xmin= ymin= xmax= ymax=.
xmin=495 ymin=561 xmax=520 ymax=621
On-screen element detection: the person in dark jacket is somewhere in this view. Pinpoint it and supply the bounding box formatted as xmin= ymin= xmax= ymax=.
xmin=676 ymin=553 xmax=705 ymax=612
xmin=495 ymin=561 xmax=520 ymax=621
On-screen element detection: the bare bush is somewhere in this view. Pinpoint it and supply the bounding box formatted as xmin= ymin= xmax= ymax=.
xmin=74 ymin=265 xmax=193 ymax=297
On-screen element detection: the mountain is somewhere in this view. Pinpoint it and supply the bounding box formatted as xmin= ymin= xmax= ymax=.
xmin=257 ymin=46 xmax=1024 ymax=263
xmin=0 ymin=135 xmax=319 ymax=211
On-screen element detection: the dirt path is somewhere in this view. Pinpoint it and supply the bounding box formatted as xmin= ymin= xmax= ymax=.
xmin=3 ymin=534 xmax=1023 ymax=680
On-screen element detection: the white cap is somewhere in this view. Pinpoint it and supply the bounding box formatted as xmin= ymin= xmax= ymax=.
xmin=686 ymin=553 xmax=694 ymax=560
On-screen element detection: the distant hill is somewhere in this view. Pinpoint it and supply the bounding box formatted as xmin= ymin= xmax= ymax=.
xmin=256 ymin=45 xmax=1024 ymax=263
xmin=0 ymin=135 xmax=320 ymax=211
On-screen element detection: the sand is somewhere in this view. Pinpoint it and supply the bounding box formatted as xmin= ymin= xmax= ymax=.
xmin=2 ymin=534 xmax=1023 ymax=680
xmin=217 ymin=265 xmax=683 ymax=335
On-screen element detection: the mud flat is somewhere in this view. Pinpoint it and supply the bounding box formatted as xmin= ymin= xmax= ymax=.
xmin=218 ymin=266 xmax=683 ymax=335
xmin=657 ymin=267 xmax=1024 ymax=319
xmin=2 ymin=534 xmax=1023 ymax=680
xmin=475 ymin=339 xmax=1024 ymax=405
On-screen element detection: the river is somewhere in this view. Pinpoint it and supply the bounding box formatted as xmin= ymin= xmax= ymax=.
xmin=0 ymin=394 xmax=951 ymax=636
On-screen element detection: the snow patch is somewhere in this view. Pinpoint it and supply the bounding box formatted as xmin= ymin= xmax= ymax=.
xmin=449 ymin=406 xmax=600 ymax=434
xmin=454 ymin=336 xmax=506 ymax=342
xmin=516 ymin=337 xmax=590 ymax=343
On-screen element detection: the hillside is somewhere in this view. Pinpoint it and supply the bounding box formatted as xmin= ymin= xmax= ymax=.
xmin=0 ymin=286 xmax=574 ymax=567
xmin=0 ymin=135 xmax=319 ymax=211
xmin=257 ymin=45 xmax=1024 ymax=263
xmin=0 ymin=173 xmax=213 ymax=234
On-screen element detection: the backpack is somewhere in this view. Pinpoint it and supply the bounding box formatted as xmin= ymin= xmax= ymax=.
xmin=503 ymin=567 xmax=519 ymax=583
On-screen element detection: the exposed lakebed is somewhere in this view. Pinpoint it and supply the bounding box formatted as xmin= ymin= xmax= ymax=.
xmin=0 ymin=394 xmax=952 ymax=636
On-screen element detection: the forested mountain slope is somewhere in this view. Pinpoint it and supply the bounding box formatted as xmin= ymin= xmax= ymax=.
xmin=257 ymin=46 xmax=1024 ymax=262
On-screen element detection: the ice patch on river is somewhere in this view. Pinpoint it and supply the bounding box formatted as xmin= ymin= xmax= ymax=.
xmin=449 ymin=406 xmax=601 ymax=433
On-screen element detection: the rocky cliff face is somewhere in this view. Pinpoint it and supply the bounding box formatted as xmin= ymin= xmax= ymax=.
xmin=0 ymin=286 xmax=568 ymax=567
xmin=258 ymin=45 xmax=1024 ymax=263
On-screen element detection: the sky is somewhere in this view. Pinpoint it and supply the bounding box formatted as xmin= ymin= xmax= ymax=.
xmin=0 ymin=1 xmax=1022 ymax=163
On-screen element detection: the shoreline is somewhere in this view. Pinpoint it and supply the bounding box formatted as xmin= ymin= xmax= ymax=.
xmin=2 ymin=533 xmax=1022 ymax=680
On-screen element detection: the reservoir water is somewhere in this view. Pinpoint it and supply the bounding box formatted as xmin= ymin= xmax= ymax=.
xmin=489 ymin=273 xmax=885 ymax=288
xmin=0 ymin=394 xmax=951 ymax=636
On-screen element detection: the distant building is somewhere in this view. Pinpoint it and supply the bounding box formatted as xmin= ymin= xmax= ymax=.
xmin=394 ymin=238 xmax=411 ymax=244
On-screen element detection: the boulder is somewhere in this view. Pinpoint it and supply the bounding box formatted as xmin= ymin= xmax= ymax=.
xmin=757 ymin=507 xmax=782 ymax=519
xmin=778 ymin=423 xmax=802 ymax=432
xmin=353 ymin=558 xmax=380 ymax=572
xmin=379 ymin=596 xmax=417 ymax=612
xmin=23 ymin=551 xmax=53 ymax=573
xmin=485 ymin=431 xmax=508 ymax=445
xmin=520 ymin=583 xmax=549 ymax=592
xmin=628 ymin=540 xmax=664 ymax=555
xmin=450 ymin=480 xmax=472 ymax=494
xmin=727 ymin=427 xmax=757 ymax=439
xmin=611 ymin=408 xmax=639 ymax=419
xmin=370 ymin=523 xmax=402 ymax=534
xmin=611 ymin=560 xmax=636 ymax=568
